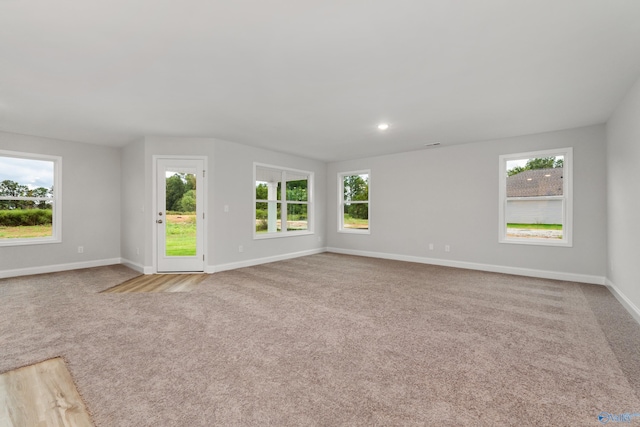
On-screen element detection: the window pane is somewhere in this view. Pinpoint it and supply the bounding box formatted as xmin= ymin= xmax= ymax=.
xmin=506 ymin=156 xmax=563 ymax=197
xmin=255 ymin=181 xmax=281 ymax=201
xmin=0 ymin=155 xmax=55 ymax=241
xmin=500 ymin=149 xmax=571 ymax=246
xmin=255 ymin=164 xmax=313 ymax=237
xmin=343 ymin=202 xmax=368 ymax=230
xmin=0 ymin=202 xmax=53 ymax=239
xmin=506 ymin=199 xmax=563 ymax=239
xmin=343 ymin=174 xmax=369 ymax=202
xmin=287 ymin=203 xmax=308 ymax=231
xmin=256 ymin=166 xmax=282 ymax=201
xmin=286 ymin=178 xmax=308 ymax=202
xmin=256 ymin=182 xmax=268 ymax=201
xmin=256 ymin=202 xmax=282 ymax=233
xmin=165 ymin=213 xmax=197 ymax=256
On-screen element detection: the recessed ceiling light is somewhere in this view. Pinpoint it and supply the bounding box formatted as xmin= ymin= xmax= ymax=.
xmin=377 ymin=123 xmax=389 ymax=130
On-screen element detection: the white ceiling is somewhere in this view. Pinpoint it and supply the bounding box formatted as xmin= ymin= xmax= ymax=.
xmin=2 ymin=1 xmax=640 ymax=162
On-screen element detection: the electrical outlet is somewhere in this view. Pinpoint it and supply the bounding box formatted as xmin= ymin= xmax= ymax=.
xmin=429 ymin=243 xmax=434 ymax=250
xmin=136 ymin=247 xmax=140 ymax=255
xmin=238 ymin=245 xmax=243 ymax=253
xmin=78 ymin=246 xmax=84 ymax=253
xmin=445 ymin=245 xmax=450 ymax=252
xmin=224 ymin=205 xmax=229 ymax=213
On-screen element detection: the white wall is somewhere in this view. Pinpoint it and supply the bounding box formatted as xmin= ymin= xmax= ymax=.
xmin=606 ymin=75 xmax=640 ymax=318
xmin=131 ymin=136 xmax=326 ymax=272
xmin=120 ymin=139 xmax=146 ymax=270
xmin=210 ymin=138 xmax=326 ymax=270
xmin=327 ymin=124 xmax=607 ymax=282
xmin=0 ymin=131 xmax=121 ymax=275
xmin=0 ymin=121 xmax=620 ymax=289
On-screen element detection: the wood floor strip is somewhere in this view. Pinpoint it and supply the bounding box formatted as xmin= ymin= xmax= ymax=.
xmin=102 ymin=274 xmax=207 ymax=293
xmin=0 ymin=358 xmax=94 ymax=427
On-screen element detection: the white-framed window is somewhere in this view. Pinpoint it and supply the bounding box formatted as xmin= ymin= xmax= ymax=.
xmin=0 ymin=150 xmax=62 ymax=246
xmin=499 ymin=147 xmax=572 ymax=246
xmin=338 ymin=170 xmax=370 ymax=234
xmin=254 ymin=163 xmax=313 ymax=239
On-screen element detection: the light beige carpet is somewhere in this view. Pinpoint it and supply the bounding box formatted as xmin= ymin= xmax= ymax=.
xmin=1 ymin=253 xmax=639 ymax=426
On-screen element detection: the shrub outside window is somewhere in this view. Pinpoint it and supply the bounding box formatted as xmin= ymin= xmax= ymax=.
xmin=254 ymin=163 xmax=313 ymax=238
xmin=499 ymin=148 xmax=572 ymax=246
xmin=338 ymin=170 xmax=370 ymax=234
xmin=0 ymin=151 xmax=62 ymax=246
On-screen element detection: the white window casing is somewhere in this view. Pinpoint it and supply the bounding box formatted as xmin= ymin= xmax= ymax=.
xmin=498 ymin=148 xmax=572 ymax=247
xmin=0 ymin=150 xmax=62 ymax=246
xmin=254 ymin=163 xmax=313 ymax=239
xmin=338 ymin=170 xmax=370 ymax=234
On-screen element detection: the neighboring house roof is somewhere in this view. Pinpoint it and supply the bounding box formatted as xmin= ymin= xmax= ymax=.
xmin=507 ymin=168 xmax=563 ymax=197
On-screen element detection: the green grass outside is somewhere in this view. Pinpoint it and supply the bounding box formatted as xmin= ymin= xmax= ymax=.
xmin=255 ymin=215 xmax=308 ymax=233
xmin=165 ymin=216 xmax=197 ymax=256
xmin=0 ymin=225 xmax=52 ymax=238
xmin=1 ymin=218 xmax=197 ymax=254
xmin=343 ymin=214 xmax=368 ymax=229
xmin=507 ymin=223 xmax=562 ymax=230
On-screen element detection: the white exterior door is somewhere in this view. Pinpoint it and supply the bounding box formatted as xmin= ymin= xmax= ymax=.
xmin=156 ymin=158 xmax=205 ymax=272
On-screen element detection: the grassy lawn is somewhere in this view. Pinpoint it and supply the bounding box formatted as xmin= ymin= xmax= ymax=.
xmin=255 ymin=217 xmax=308 ymax=233
xmin=343 ymin=214 xmax=369 ymax=229
xmin=0 ymin=225 xmax=52 ymax=238
xmin=507 ymin=223 xmax=562 ymax=230
xmin=165 ymin=216 xmax=196 ymax=256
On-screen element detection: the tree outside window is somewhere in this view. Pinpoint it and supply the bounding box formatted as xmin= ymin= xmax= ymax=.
xmin=254 ymin=164 xmax=313 ymax=238
xmin=0 ymin=151 xmax=61 ymax=245
xmin=339 ymin=171 xmax=370 ymax=233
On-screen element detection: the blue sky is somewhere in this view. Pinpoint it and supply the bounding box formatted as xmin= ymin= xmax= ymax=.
xmin=0 ymin=156 xmax=54 ymax=189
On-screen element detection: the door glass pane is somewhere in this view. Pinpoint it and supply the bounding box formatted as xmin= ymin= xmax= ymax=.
xmin=165 ymin=169 xmax=197 ymax=256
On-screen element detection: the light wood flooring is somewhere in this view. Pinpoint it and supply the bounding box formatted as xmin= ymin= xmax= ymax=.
xmin=101 ymin=273 xmax=207 ymax=293
xmin=0 ymin=357 xmax=94 ymax=427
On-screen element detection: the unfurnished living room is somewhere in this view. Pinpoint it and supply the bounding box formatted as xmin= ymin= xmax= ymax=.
xmin=1 ymin=1 xmax=640 ymax=426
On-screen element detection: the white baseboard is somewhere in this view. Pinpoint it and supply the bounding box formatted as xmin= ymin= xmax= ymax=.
xmin=211 ymin=247 xmax=327 ymax=273
xmin=605 ymin=278 xmax=640 ymax=325
xmin=120 ymin=259 xmax=153 ymax=275
xmin=0 ymin=258 xmax=122 ymax=279
xmin=326 ymin=247 xmax=606 ymax=285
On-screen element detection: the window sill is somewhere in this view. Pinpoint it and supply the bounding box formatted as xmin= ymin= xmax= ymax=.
xmin=338 ymin=229 xmax=370 ymax=235
xmin=253 ymin=231 xmax=314 ymax=240
xmin=499 ymin=237 xmax=572 ymax=247
xmin=0 ymin=237 xmax=61 ymax=247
